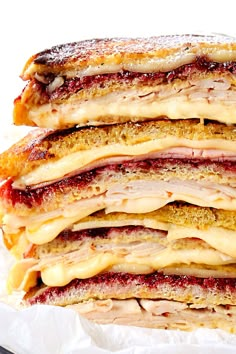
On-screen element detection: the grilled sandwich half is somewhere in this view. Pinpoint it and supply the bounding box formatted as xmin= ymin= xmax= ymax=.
xmin=14 ymin=34 xmax=236 ymax=128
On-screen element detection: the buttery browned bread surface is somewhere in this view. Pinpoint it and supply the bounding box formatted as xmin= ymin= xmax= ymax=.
xmin=21 ymin=34 xmax=236 ymax=80
xmin=0 ymin=118 xmax=236 ymax=181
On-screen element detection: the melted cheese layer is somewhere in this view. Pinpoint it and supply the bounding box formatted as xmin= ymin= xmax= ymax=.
xmin=168 ymin=225 xmax=236 ymax=258
xmin=14 ymin=137 xmax=236 ymax=188
xmin=8 ymin=241 xmax=236 ymax=292
xmin=41 ymin=246 xmax=233 ymax=287
xmin=30 ymin=88 xmax=236 ymax=128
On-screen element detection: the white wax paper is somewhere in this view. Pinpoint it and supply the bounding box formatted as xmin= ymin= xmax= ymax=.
xmin=0 ymin=126 xmax=236 ymax=354
xmin=0 ymin=299 xmax=236 ymax=354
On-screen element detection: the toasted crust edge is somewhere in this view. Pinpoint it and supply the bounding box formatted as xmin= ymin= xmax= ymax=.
xmin=1 ymin=119 xmax=236 ymax=180
xmin=22 ymin=34 xmax=236 ymax=79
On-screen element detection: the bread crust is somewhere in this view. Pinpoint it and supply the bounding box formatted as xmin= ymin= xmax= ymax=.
xmin=0 ymin=119 xmax=235 ymax=180
xmin=22 ymin=34 xmax=236 ymax=79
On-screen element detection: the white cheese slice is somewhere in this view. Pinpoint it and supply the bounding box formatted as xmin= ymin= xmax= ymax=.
xmin=8 ymin=241 xmax=236 ymax=292
xmin=29 ymin=88 xmax=236 ymax=129
xmin=14 ymin=137 xmax=236 ymax=188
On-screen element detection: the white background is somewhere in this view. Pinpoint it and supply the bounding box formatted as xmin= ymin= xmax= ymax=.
xmin=1 ymin=0 xmax=236 ymax=135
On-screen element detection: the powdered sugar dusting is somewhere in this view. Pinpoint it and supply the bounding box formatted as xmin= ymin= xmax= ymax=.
xmin=34 ymin=34 xmax=236 ymax=66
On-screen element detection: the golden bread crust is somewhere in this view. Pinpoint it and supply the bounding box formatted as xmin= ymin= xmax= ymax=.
xmin=0 ymin=119 xmax=235 ymax=180
xmin=22 ymin=34 xmax=236 ymax=79
xmin=0 ymin=128 xmax=52 ymax=179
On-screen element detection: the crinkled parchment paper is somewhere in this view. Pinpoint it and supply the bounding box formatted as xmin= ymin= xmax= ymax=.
xmin=0 ymin=126 xmax=236 ymax=354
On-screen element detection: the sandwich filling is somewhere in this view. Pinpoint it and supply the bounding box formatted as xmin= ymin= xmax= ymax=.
xmin=8 ymin=224 xmax=236 ymax=293
xmin=1 ymin=158 xmax=236 ymax=248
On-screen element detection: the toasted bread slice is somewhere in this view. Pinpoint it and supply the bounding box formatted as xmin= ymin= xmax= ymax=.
xmin=1 ymin=119 xmax=236 ymax=188
xmin=24 ymin=271 xmax=236 ymax=306
xmin=21 ymin=34 xmax=236 ymax=80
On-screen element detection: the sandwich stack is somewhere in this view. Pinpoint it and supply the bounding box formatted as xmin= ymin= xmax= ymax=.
xmin=1 ymin=34 xmax=236 ymax=332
